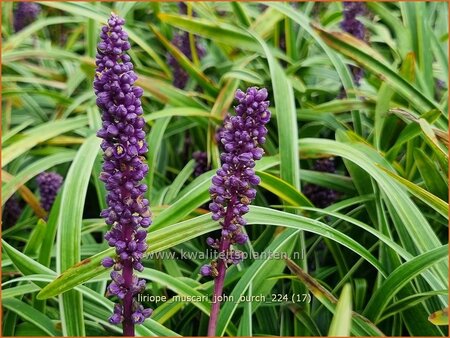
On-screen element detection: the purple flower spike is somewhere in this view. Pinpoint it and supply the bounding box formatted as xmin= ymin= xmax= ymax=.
xmin=36 ymin=172 xmax=63 ymax=212
xmin=14 ymin=2 xmax=41 ymax=32
xmin=342 ymin=2 xmax=366 ymax=33
xmin=2 ymin=196 xmax=23 ymax=227
xmin=94 ymin=14 xmax=152 ymax=335
xmin=208 ymin=87 xmax=270 ymax=246
xmin=167 ymin=32 xmax=206 ymax=89
xmin=205 ymin=87 xmax=270 ymax=336
xmin=167 ymin=5 xmax=205 ymax=89
xmin=303 ymin=158 xmax=338 ymax=208
xmin=341 ymin=2 xmax=368 ymax=86
xmin=193 ymin=151 xmax=211 ymax=177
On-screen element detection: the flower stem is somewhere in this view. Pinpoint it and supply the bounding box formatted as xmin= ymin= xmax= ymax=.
xmin=122 ymin=222 xmax=134 ymax=336
xmin=207 ymin=237 xmax=230 ymax=336
xmin=207 ymin=196 xmax=236 ymax=336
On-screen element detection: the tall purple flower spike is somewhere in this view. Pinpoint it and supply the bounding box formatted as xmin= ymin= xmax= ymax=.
xmin=303 ymin=158 xmax=338 ymax=208
xmin=202 ymin=87 xmax=271 ymax=336
xmin=193 ymin=151 xmax=211 ymax=177
xmin=167 ymin=32 xmax=206 ymax=89
xmin=94 ymin=14 xmax=152 ymax=335
xmin=167 ymin=3 xmax=206 ymax=89
xmin=14 ymin=2 xmax=41 ymax=32
xmin=36 ymin=172 xmax=63 ymax=212
xmin=341 ymin=1 xmax=367 ymax=85
xmin=3 ymin=196 xmax=23 ymax=227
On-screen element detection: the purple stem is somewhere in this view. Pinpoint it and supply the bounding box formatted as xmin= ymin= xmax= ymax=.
xmin=207 ymin=237 xmax=230 ymax=336
xmin=121 ymin=186 xmax=134 ymax=336
xmin=207 ymin=196 xmax=237 ymax=336
xmin=122 ymin=256 xmax=134 ymax=334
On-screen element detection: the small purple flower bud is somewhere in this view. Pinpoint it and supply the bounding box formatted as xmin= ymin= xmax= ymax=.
xmin=200 ymin=264 xmax=212 ymax=276
xmin=130 ymin=302 xmax=153 ymax=324
xmin=133 ymin=262 xmax=144 ymax=272
xmin=132 ymin=312 xmax=145 ymax=324
xmin=234 ymin=233 xmax=248 ymax=245
xmin=209 ymin=203 xmax=221 ymax=212
xmin=248 ymin=174 xmax=261 ymax=185
xmin=102 ymin=257 xmax=115 ymax=268
xmin=142 ymin=308 xmax=153 ymax=318
xmin=109 ymin=313 xmax=123 ymax=324
xmin=230 ymin=250 xmax=244 ymax=265
xmin=135 ymin=230 xmax=147 ymax=241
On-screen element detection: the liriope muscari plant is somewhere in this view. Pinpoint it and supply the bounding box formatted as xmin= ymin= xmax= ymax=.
xmin=94 ymin=14 xmax=152 ymax=336
xmin=200 ymin=87 xmax=271 ymax=336
xmin=36 ymin=172 xmax=63 ymax=212
xmin=13 ymin=2 xmax=41 ymax=32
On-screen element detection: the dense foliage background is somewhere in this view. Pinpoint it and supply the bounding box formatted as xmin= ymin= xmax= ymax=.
xmin=1 ymin=1 xmax=448 ymax=336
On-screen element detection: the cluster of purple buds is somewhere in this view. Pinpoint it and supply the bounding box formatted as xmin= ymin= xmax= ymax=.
xmin=303 ymin=158 xmax=338 ymax=209
xmin=94 ymin=14 xmax=152 ymax=329
xmin=13 ymin=2 xmax=41 ymax=32
xmin=2 ymin=196 xmax=23 ymax=227
xmin=341 ymin=2 xmax=367 ymax=85
xmin=313 ymin=158 xmax=337 ymax=173
xmin=341 ymin=2 xmax=366 ymax=40
xmin=36 ymin=172 xmax=63 ymax=212
xmin=200 ymin=87 xmax=271 ymax=277
xmin=192 ymin=151 xmax=211 ymax=177
xmin=167 ymin=3 xmax=205 ymax=89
